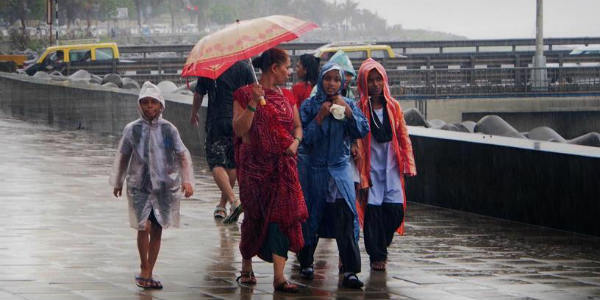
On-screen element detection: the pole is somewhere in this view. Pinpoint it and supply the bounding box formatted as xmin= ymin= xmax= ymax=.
xmin=531 ymin=0 xmax=548 ymax=91
xmin=55 ymin=0 xmax=59 ymax=45
xmin=47 ymin=0 xmax=53 ymax=44
xmin=535 ymin=0 xmax=543 ymax=60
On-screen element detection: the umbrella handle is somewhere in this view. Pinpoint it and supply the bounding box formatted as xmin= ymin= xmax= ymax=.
xmin=248 ymin=58 xmax=266 ymax=106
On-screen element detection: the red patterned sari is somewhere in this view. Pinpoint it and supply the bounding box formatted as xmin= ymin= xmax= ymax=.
xmin=233 ymin=85 xmax=308 ymax=261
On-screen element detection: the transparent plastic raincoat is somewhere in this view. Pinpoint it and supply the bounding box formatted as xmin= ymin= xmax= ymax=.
xmin=110 ymin=82 xmax=194 ymax=230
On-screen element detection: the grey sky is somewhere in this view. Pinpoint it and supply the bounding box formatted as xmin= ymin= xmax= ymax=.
xmin=353 ymin=0 xmax=600 ymax=39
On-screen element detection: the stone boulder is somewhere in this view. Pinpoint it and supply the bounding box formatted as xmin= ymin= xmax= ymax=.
xmin=527 ymin=126 xmax=567 ymax=143
xmin=474 ymin=115 xmax=525 ymax=138
xmin=102 ymin=82 xmax=119 ymax=89
xmin=157 ymin=80 xmax=177 ymax=93
xmin=428 ymin=119 xmax=446 ymax=129
xmin=441 ymin=123 xmax=462 ymax=132
xmin=33 ymin=71 xmax=51 ymax=79
xmin=121 ymin=78 xmax=140 ymax=90
xmin=456 ymin=121 xmax=476 ymax=133
xmin=50 ymin=71 xmax=67 ymax=81
xmin=175 ymin=84 xmax=194 ymax=96
xmin=89 ymin=74 xmax=102 ymax=85
xmin=68 ymin=70 xmax=91 ymax=82
xmin=569 ymin=132 xmax=600 ymax=147
xmin=403 ymin=108 xmax=429 ymax=127
xmin=102 ymin=73 xmax=122 ymax=88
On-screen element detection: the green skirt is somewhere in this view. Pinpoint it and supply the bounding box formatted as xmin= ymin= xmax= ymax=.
xmin=259 ymin=223 xmax=289 ymax=262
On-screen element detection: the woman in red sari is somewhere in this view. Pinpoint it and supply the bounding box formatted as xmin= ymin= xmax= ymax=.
xmin=232 ymin=48 xmax=308 ymax=293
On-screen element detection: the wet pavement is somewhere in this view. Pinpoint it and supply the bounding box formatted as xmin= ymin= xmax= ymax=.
xmin=0 ymin=114 xmax=599 ymax=300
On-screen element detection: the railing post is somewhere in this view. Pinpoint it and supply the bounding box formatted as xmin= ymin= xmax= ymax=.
xmin=425 ymin=70 xmax=430 ymax=96
xmin=158 ymin=60 xmax=162 ymax=81
xmin=434 ymin=71 xmax=438 ymax=98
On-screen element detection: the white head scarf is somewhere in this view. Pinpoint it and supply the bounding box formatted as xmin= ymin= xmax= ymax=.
xmin=137 ymin=81 xmax=165 ymax=120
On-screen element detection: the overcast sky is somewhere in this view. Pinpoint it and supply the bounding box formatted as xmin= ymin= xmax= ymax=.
xmin=353 ymin=0 xmax=600 ymax=39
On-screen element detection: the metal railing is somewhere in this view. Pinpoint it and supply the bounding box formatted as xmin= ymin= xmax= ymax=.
xmin=392 ymin=66 xmax=600 ymax=98
xmin=118 ymin=37 xmax=600 ymax=56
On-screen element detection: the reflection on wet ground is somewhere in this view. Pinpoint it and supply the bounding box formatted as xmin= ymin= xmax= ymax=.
xmin=0 ymin=114 xmax=599 ymax=300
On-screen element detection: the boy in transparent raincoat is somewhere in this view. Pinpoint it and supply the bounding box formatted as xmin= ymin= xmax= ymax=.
xmin=109 ymin=81 xmax=194 ymax=289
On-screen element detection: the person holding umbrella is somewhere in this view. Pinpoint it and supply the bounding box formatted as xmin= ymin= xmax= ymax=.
xmin=232 ymin=48 xmax=308 ymax=293
xmin=181 ymin=16 xmax=318 ymax=224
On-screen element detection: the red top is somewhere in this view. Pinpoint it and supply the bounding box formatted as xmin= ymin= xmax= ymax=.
xmin=291 ymin=81 xmax=314 ymax=106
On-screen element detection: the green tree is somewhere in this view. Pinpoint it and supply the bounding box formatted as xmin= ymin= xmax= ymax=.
xmin=209 ymin=3 xmax=236 ymax=25
xmin=0 ymin=0 xmax=44 ymax=46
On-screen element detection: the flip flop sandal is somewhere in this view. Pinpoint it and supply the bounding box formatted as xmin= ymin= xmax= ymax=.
xmin=147 ymin=278 xmax=163 ymax=289
xmin=223 ymin=204 xmax=243 ymax=224
xmin=213 ymin=206 xmax=227 ymax=219
xmin=135 ymin=275 xmax=148 ymax=288
xmin=274 ymin=280 xmax=299 ymax=293
xmin=235 ymin=271 xmax=257 ymax=285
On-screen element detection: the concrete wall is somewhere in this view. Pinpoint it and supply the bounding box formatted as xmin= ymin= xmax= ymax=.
xmin=405 ymin=127 xmax=600 ymax=236
xmin=0 ymin=72 xmax=206 ymax=153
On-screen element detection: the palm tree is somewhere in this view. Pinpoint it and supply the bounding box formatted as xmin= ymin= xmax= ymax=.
xmin=340 ymin=0 xmax=358 ymax=38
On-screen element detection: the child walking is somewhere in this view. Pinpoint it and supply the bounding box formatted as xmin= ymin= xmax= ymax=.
xmin=110 ymin=81 xmax=194 ymax=289
xmin=355 ymin=59 xmax=416 ymax=271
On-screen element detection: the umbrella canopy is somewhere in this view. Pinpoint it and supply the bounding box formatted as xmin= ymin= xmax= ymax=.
xmin=181 ymin=15 xmax=318 ymax=79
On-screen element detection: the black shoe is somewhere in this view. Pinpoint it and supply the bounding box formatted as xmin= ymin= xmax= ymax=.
xmin=299 ymin=266 xmax=314 ymax=280
xmin=342 ymin=273 xmax=363 ymax=289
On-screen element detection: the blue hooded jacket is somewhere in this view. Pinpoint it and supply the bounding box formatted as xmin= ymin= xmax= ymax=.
xmin=298 ymin=62 xmax=370 ymax=245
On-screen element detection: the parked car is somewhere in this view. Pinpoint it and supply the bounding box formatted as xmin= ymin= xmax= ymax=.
xmin=569 ymin=45 xmax=600 ymax=55
xmin=151 ymin=24 xmax=169 ymax=34
xmin=25 ymin=42 xmax=120 ymax=76
xmin=314 ymin=42 xmax=402 ymax=60
xmin=179 ymin=23 xmax=198 ymax=34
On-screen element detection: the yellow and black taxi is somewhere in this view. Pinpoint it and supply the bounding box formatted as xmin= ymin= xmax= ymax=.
xmin=25 ymin=42 xmax=120 ymax=75
xmin=314 ymin=42 xmax=399 ymax=60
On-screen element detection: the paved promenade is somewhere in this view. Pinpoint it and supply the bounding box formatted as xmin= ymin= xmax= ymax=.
xmin=0 ymin=115 xmax=599 ymax=300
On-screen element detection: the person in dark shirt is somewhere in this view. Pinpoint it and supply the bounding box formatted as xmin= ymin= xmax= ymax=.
xmin=190 ymin=60 xmax=255 ymax=220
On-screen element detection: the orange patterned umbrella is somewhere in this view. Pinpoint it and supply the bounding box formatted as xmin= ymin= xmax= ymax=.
xmin=181 ymin=15 xmax=318 ymax=79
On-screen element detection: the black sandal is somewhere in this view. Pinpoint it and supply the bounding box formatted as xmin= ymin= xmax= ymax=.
xmin=299 ymin=266 xmax=314 ymax=280
xmin=223 ymin=205 xmax=243 ymax=224
xmin=342 ymin=273 xmax=364 ymax=289
xmin=236 ymin=271 xmax=257 ymax=285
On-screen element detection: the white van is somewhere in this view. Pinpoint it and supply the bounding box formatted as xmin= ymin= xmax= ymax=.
xmin=569 ymin=45 xmax=600 ymax=55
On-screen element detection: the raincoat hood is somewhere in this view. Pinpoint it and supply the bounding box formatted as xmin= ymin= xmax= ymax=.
xmin=137 ymin=81 xmax=165 ymax=121
xmin=356 ymin=58 xmax=392 ymax=105
xmin=314 ymin=62 xmax=345 ymax=103
xmin=329 ymin=50 xmax=356 ymax=78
